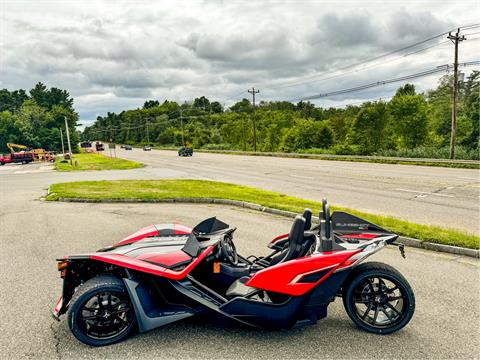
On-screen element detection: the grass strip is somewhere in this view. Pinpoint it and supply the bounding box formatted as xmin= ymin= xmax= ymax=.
xmin=46 ymin=179 xmax=479 ymax=249
xmin=55 ymin=153 xmax=143 ymax=171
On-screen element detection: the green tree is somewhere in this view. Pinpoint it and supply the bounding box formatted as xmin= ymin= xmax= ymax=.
xmin=143 ymin=100 xmax=160 ymax=109
xmin=350 ymin=101 xmax=388 ymax=154
xmin=389 ymin=93 xmax=429 ymax=148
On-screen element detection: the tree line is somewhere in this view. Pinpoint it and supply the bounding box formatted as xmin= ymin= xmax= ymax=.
xmin=1 ymin=72 xmax=478 ymax=159
xmin=83 ymin=72 xmax=479 ymax=159
xmin=0 ymin=82 xmax=79 ymax=153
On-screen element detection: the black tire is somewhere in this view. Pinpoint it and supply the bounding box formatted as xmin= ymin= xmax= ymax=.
xmin=342 ymin=262 xmax=415 ymax=334
xmin=67 ymin=275 xmax=136 ymax=346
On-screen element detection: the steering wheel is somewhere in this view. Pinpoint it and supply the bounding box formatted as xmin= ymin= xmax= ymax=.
xmin=220 ymin=234 xmax=238 ymax=265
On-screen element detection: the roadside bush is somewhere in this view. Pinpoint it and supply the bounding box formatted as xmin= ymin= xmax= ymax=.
xmin=373 ymin=146 xmax=479 ymax=160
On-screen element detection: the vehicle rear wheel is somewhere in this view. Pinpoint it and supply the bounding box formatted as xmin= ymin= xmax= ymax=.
xmin=342 ymin=262 xmax=415 ymax=334
xmin=67 ymin=275 xmax=136 ymax=346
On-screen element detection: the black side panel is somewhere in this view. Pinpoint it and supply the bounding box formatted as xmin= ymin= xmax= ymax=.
xmin=332 ymin=211 xmax=391 ymax=233
xmin=298 ymin=268 xmax=331 ymax=283
xmin=301 ymin=271 xmax=350 ymax=322
xmin=182 ymin=233 xmax=202 ymax=257
xmin=219 ymin=296 xmax=308 ymax=329
xmin=193 ymin=217 xmax=229 ymax=234
xmin=123 ymin=278 xmax=195 ymax=333
xmin=306 ymin=271 xmax=349 ymax=306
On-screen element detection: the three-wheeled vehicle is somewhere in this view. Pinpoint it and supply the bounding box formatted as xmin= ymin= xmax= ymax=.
xmin=53 ymin=199 xmax=414 ymax=346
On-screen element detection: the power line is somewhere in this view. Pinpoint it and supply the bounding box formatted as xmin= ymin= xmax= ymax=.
xmin=294 ymin=61 xmax=479 ymax=101
xmin=265 ymin=24 xmax=480 ymax=92
xmin=269 ymin=40 xmax=452 ymax=92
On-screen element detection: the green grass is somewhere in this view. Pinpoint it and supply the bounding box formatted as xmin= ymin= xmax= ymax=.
xmin=46 ymin=179 xmax=479 ymax=249
xmin=55 ymin=153 xmax=143 ymax=171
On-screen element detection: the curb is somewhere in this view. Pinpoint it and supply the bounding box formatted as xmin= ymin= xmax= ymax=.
xmin=51 ymin=196 xmax=480 ymax=258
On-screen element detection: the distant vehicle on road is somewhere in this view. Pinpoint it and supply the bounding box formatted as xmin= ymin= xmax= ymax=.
xmin=95 ymin=142 xmax=104 ymax=151
xmin=124 ymin=145 xmax=133 ymax=150
xmin=120 ymin=145 xmax=125 ymax=149
xmin=1 ymin=143 xmax=35 ymax=165
xmin=0 ymin=152 xmax=34 ymax=165
xmin=178 ymin=146 xmax=193 ymax=156
xmin=80 ymin=141 xmax=92 ymax=148
xmin=143 ymin=145 xmax=151 ymax=151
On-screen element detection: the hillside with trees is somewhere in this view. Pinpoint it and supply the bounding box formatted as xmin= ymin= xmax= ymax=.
xmin=0 ymin=82 xmax=79 ymax=153
xmin=1 ymin=73 xmax=478 ymax=159
xmin=83 ymin=72 xmax=479 ymax=159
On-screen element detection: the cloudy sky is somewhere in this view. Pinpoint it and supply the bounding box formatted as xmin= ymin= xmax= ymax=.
xmin=1 ymin=0 xmax=479 ymax=127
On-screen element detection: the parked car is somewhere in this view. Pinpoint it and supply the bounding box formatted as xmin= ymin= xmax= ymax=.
xmin=143 ymin=146 xmax=151 ymax=151
xmin=120 ymin=145 xmax=125 ymax=149
xmin=178 ymin=146 xmax=193 ymax=156
xmin=124 ymin=145 xmax=132 ymax=150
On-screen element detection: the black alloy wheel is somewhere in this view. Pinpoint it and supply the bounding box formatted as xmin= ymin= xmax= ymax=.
xmin=343 ymin=262 xmax=415 ymax=334
xmin=68 ymin=276 xmax=136 ymax=346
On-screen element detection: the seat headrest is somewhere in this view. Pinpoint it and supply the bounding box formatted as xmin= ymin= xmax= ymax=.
xmin=302 ymin=208 xmax=312 ymax=230
xmin=289 ymin=215 xmax=306 ymax=244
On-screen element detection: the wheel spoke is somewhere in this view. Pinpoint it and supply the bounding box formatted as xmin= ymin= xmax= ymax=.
xmin=378 ymin=278 xmax=385 ymax=293
xmin=115 ymin=315 xmax=128 ymax=324
xmin=82 ymin=306 xmax=99 ymax=311
xmin=112 ymin=307 xmax=131 ymax=315
xmin=361 ymin=302 xmax=373 ymax=320
xmin=385 ymin=302 xmax=401 ymax=317
xmin=372 ymin=306 xmax=380 ymax=325
xmin=354 ymin=299 xmax=371 ymax=304
xmin=97 ymin=295 xmax=103 ymax=308
xmin=80 ymin=313 xmax=104 ymax=320
xmin=366 ymin=278 xmax=375 ymax=294
xmin=380 ymin=306 xmax=395 ymax=322
xmin=387 ymin=295 xmax=403 ymax=301
xmin=386 ymin=285 xmax=398 ymax=294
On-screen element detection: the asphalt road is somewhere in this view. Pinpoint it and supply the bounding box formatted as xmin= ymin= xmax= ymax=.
xmin=0 ymin=162 xmax=479 ymax=359
xmin=115 ymin=148 xmax=479 ymax=234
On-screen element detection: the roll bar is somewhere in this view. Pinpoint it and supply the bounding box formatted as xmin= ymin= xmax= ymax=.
xmin=319 ymin=198 xmax=333 ymax=251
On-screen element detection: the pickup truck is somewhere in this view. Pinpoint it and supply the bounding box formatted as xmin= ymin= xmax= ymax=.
xmin=0 ymin=152 xmax=34 ymax=165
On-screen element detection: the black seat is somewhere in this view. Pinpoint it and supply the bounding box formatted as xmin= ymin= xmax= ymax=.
xmin=269 ymin=215 xmax=306 ymax=266
xmin=302 ymin=209 xmax=312 ymax=230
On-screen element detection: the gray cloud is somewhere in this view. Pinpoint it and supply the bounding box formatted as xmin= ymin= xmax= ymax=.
xmin=0 ymin=0 xmax=478 ymax=122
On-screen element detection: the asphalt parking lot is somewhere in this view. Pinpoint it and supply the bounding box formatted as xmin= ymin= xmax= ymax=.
xmin=0 ymin=161 xmax=479 ymax=359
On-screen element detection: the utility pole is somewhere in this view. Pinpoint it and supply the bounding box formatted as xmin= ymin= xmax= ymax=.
xmin=180 ymin=109 xmax=185 ymax=147
xmin=248 ymin=87 xmax=260 ymax=152
xmin=146 ymin=118 xmax=150 ymax=145
xmin=447 ymin=28 xmax=466 ymax=160
xmin=59 ymin=128 xmax=65 ymax=157
xmin=64 ymin=116 xmax=73 ymax=165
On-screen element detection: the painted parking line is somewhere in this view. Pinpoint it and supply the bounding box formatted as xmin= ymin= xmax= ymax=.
xmin=290 ymin=174 xmax=314 ymax=180
xmin=396 ymin=188 xmax=454 ymax=198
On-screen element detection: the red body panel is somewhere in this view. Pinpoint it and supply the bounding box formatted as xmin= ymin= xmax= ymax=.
xmin=116 ymin=225 xmax=159 ymax=245
xmin=115 ymin=223 xmax=193 ymax=246
xmin=90 ymin=246 xmax=213 ymax=280
xmin=173 ymin=224 xmax=192 ymax=235
xmin=269 ymin=233 xmax=289 ymax=244
xmin=340 ymin=233 xmax=379 ymax=239
xmin=246 ymin=250 xmax=360 ymax=296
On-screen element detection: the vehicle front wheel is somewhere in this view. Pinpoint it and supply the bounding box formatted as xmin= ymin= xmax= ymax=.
xmin=67 ymin=275 xmax=136 ymax=346
xmin=343 ymin=262 xmax=415 ymax=334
